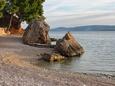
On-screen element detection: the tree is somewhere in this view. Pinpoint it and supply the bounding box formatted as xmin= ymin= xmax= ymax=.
xmin=0 ymin=0 xmax=6 ymax=18
xmin=16 ymin=0 xmax=45 ymax=22
xmin=5 ymin=0 xmax=19 ymax=30
xmin=3 ymin=0 xmax=45 ymax=29
xmin=0 ymin=0 xmax=45 ymax=30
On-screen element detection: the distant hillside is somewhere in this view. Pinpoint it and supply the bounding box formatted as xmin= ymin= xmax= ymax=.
xmin=51 ymin=25 xmax=115 ymax=31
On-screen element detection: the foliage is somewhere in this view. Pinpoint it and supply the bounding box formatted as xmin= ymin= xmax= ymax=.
xmin=17 ymin=0 xmax=45 ymax=22
xmin=0 ymin=0 xmax=6 ymax=17
xmin=5 ymin=0 xmax=19 ymax=14
xmin=4 ymin=0 xmax=45 ymax=22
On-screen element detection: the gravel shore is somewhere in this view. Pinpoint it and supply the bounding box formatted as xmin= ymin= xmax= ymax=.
xmin=0 ymin=35 xmax=115 ymax=86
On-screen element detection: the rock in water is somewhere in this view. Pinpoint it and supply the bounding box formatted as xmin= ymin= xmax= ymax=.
xmin=22 ymin=20 xmax=51 ymax=44
xmin=42 ymin=53 xmax=65 ymax=62
xmin=56 ymin=32 xmax=84 ymax=57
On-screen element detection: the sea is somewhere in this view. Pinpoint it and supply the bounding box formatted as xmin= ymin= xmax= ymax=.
xmin=38 ymin=31 xmax=115 ymax=75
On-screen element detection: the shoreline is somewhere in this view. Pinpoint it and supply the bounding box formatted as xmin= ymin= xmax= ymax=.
xmin=0 ymin=35 xmax=115 ymax=86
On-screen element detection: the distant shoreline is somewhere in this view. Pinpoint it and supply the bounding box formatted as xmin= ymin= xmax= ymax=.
xmin=51 ymin=25 xmax=115 ymax=31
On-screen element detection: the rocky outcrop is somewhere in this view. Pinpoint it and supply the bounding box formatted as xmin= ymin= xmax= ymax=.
xmin=0 ymin=27 xmax=24 ymax=35
xmin=42 ymin=53 xmax=65 ymax=62
xmin=0 ymin=28 xmax=7 ymax=35
xmin=9 ymin=28 xmax=24 ymax=35
xmin=56 ymin=32 xmax=84 ymax=57
xmin=22 ymin=20 xmax=51 ymax=44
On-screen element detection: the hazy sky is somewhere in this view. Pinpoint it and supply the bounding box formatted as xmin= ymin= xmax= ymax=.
xmin=43 ymin=0 xmax=115 ymax=28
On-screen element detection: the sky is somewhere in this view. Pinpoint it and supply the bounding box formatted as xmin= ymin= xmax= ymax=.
xmin=43 ymin=0 xmax=115 ymax=28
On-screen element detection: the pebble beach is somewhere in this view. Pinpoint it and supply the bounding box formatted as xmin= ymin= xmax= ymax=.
xmin=0 ymin=35 xmax=115 ymax=86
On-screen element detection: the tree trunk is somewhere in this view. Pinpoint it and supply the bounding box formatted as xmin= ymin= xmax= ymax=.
xmin=7 ymin=14 xmax=13 ymax=31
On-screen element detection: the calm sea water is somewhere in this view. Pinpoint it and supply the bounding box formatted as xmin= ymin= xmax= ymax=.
xmin=38 ymin=31 xmax=115 ymax=75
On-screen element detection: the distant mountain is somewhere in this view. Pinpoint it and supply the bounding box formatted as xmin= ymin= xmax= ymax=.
xmin=51 ymin=25 xmax=115 ymax=31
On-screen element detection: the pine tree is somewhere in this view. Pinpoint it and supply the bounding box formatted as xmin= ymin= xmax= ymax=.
xmin=5 ymin=0 xmax=45 ymax=23
xmin=5 ymin=0 xmax=19 ymax=30
xmin=17 ymin=0 xmax=45 ymax=22
xmin=0 ymin=0 xmax=45 ymax=29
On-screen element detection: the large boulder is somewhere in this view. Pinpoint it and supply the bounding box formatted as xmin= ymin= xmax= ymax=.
xmin=56 ymin=32 xmax=84 ymax=57
xmin=22 ymin=20 xmax=51 ymax=44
